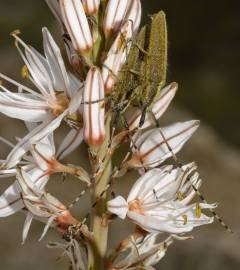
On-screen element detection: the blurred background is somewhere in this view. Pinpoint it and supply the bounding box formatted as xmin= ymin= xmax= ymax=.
xmin=0 ymin=1 xmax=240 ymax=269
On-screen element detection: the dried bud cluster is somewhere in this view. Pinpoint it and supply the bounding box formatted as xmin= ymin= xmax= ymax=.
xmin=0 ymin=1 xmax=217 ymax=270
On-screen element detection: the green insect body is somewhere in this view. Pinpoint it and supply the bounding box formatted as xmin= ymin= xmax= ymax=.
xmin=112 ymin=25 xmax=147 ymax=108
xmin=112 ymin=11 xmax=168 ymax=123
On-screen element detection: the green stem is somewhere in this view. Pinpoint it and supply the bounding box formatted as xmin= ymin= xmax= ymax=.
xmin=88 ymin=116 xmax=112 ymax=270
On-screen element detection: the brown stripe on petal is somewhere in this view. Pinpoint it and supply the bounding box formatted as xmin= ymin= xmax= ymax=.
xmin=0 ymin=197 xmax=21 ymax=210
xmin=141 ymin=121 xmax=200 ymax=160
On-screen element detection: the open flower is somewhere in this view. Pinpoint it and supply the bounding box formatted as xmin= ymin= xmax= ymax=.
xmin=48 ymin=239 xmax=87 ymax=270
xmin=108 ymin=164 xmax=215 ymax=234
xmin=0 ymin=28 xmax=83 ymax=167
xmin=110 ymin=234 xmax=173 ymax=270
xmin=0 ymin=168 xmax=78 ymax=243
xmin=127 ymin=120 xmax=200 ymax=169
xmin=0 ymin=129 xmax=84 ymax=226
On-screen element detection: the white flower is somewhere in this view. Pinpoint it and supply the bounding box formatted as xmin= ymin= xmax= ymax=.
xmin=127 ymin=120 xmax=200 ymax=169
xmin=0 ymin=129 xmax=83 ymax=221
xmin=0 ymin=168 xmax=77 ymax=243
xmin=83 ymin=67 xmax=106 ymax=146
xmin=111 ymin=234 xmax=173 ymax=270
xmin=0 ymin=28 xmax=82 ymax=167
xmin=108 ymin=164 xmax=215 ymax=234
xmin=48 ymin=239 xmax=87 ymax=270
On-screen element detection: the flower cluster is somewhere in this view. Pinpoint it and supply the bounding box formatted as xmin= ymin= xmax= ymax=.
xmin=0 ymin=1 xmax=215 ymax=269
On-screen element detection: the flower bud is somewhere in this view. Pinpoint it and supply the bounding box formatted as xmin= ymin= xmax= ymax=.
xmin=127 ymin=120 xmax=200 ymax=168
xmin=103 ymin=0 xmax=141 ymax=37
xmin=102 ymin=21 xmax=133 ymax=93
xmin=81 ymin=0 xmax=100 ymax=15
xmin=128 ymin=83 xmax=178 ymax=130
xmin=59 ymin=0 xmax=93 ymax=55
xmin=83 ymin=67 xmax=106 ymax=146
xmin=46 ymin=0 xmax=64 ymax=25
xmin=124 ymin=0 xmax=142 ymax=35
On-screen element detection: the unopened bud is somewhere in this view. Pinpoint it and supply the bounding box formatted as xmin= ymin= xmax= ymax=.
xmin=59 ymin=0 xmax=93 ymax=55
xmin=103 ymin=0 xmax=141 ymax=38
xmin=81 ymin=0 xmax=100 ymax=15
xmin=83 ymin=67 xmax=106 ymax=146
xmin=102 ymin=21 xmax=133 ymax=93
xmin=127 ymin=120 xmax=200 ymax=168
xmin=124 ymin=0 xmax=142 ymax=35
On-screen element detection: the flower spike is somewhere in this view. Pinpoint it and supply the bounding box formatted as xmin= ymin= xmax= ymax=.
xmin=83 ymin=67 xmax=106 ymax=146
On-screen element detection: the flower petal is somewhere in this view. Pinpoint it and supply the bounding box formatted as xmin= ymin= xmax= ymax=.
xmin=128 ymin=211 xmax=194 ymax=234
xmin=107 ymin=196 xmax=128 ymax=219
xmin=4 ymin=111 xmax=66 ymax=169
xmin=83 ymin=67 xmax=105 ymax=146
xmin=46 ymin=0 xmax=64 ymax=25
xmin=0 ymin=90 xmax=49 ymax=122
xmin=22 ymin=212 xmax=34 ymax=244
xmin=0 ymin=182 xmax=23 ymax=217
xmin=57 ymin=128 xmax=83 ymax=160
xmin=130 ymin=120 xmax=200 ymax=168
xmin=42 ymin=28 xmax=71 ymax=96
xmin=59 ymin=0 xmax=93 ymax=54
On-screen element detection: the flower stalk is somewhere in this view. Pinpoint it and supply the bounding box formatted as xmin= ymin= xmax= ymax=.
xmin=90 ymin=115 xmax=112 ymax=270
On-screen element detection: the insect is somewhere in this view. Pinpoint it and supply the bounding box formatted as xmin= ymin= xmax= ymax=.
xmin=111 ymin=10 xmax=168 ymax=126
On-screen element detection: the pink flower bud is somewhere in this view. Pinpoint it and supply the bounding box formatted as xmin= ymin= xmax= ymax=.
xmin=83 ymin=67 xmax=106 ymax=146
xmin=81 ymin=0 xmax=100 ymax=15
xmin=103 ymin=0 xmax=141 ymax=37
xmin=59 ymin=0 xmax=93 ymax=54
xmin=102 ymin=21 xmax=133 ymax=93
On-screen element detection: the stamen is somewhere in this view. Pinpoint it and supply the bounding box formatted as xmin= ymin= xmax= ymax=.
xmin=182 ymin=214 xmax=188 ymax=225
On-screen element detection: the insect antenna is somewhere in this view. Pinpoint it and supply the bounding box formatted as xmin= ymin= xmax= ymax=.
xmin=147 ymin=110 xmax=234 ymax=234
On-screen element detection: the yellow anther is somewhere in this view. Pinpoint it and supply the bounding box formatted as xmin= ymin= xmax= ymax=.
xmin=182 ymin=214 xmax=188 ymax=225
xmin=21 ymin=65 xmax=29 ymax=79
xmin=196 ymin=203 xmax=202 ymax=218
xmin=176 ymin=191 xmax=185 ymax=201
xmin=118 ymin=32 xmax=127 ymax=50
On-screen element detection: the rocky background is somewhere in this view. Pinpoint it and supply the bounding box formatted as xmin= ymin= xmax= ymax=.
xmin=0 ymin=1 xmax=240 ymax=269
